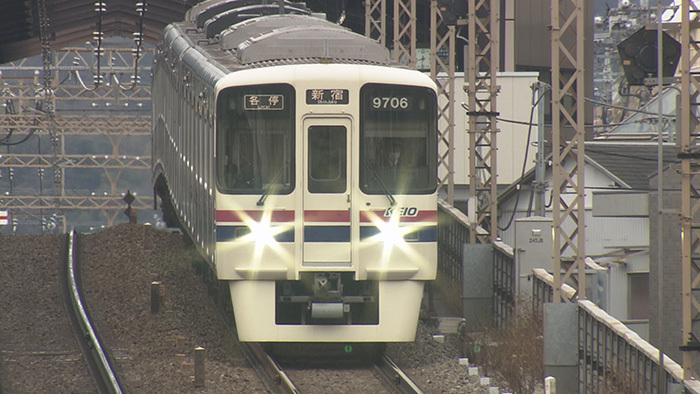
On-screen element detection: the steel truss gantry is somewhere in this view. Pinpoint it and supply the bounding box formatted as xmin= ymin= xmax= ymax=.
xmin=680 ymin=0 xmax=700 ymax=380
xmin=550 ymin=0 xmax=586 ymax=302
xmin=393 ymin=0 xmax=417 ymax=67
xmin=365 ymin=0 xmax=417 ymax=67
xmin=366 ymin=1 xmax=498 ymax=240
xmin=365 ymin=0 xmax=457 ymax=205
xmin=430 ymin=0 xmax=456 ymax=206
xmin=466 ymin=0 xmax=499 ymax=244
xmin=0 ymin=46 xmax=152 ymax=230
xmin=365 ymin=0 xmax=387 ymax=46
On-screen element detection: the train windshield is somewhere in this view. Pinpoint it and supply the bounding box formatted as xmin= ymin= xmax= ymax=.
xmin=360 ymin=83 xmax=437 ymax=195
xmin=216 ymin=84 xmax=295 ymax=195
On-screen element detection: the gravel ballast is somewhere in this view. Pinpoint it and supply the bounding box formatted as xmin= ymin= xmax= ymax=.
xmin=2 ymin=224 xmax=510 ymax=393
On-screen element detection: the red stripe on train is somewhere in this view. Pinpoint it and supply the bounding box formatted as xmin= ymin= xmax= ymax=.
xmin=216 ymin=209 xmax=437 ymax=223
xmin=304 ymin=210 xmax=350 ymax=222
xmin=215 ymin=210 xmax=295 ymax=222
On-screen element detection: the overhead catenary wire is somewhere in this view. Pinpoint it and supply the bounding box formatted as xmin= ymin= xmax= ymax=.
xmin=74 ymin=1 xmax=106 ymax=92
xmin=112 ymin=2 xmax=147 ymax=91
xmin=496 ymin=82 xmax=548 ymax=232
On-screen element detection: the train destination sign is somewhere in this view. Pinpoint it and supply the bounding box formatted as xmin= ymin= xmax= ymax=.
xmin=306 ymin=89 xmax=349 ymax=105
xmin=244 ymin=94 xmax=285 ymax=110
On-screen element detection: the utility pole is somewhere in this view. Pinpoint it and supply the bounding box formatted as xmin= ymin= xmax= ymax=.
xmin=466 ymin=0 xmax=500 ymax=244
xmin=679 ymin=0 xmax=700 ymax=380
xmin=550 ymin=0 xmax=587 ymax=302
xmin=430 ymin=0 xmax=456 ymax=205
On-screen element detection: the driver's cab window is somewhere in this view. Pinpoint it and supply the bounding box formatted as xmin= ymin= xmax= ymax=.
xmin=216 ymin=84 xmax=295 ymax=195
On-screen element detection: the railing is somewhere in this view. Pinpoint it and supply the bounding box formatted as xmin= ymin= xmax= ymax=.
xmin=492 ymin=240 xmax=514 ymax=328
xmin=438 ymin=195 xmax=700 ymax=392
xmin=436 ymin=199 xmax=515 ymax=327
xmin=532 ymin=268 xmax=577 ymax=310
xmin=436 ymin=199 xmax=471 ymax=312
xmin=532 ymin=269 xmax=700 ymax=394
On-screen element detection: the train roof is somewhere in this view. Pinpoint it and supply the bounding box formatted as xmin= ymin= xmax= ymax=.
xmin=164 ymin=0 xmax=395 ymax=74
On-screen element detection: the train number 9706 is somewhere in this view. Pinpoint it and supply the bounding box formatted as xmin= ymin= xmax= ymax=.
xmin=371 ymin=96 xmax=409 ymax=110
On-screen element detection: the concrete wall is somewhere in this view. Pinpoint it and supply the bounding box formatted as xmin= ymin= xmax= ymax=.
xmin=648 ymin=165 xmax=684 ymax=363
xmin=436 ymin=72 xmax=540 ymax=187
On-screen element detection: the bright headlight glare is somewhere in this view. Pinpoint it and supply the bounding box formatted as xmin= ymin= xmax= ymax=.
xmin=376 ymin=222 xmax=412 ymax=245
xmin=248 ymin=221 xmax=278 ymax=245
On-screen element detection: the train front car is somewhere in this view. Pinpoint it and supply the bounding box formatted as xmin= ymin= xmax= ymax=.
xmin=216 ymin=65 xmax=437 ymax=342
xmin=153 ymin=1 xmax=438 ymax=344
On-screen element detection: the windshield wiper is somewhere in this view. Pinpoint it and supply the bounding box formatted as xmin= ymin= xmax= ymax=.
xmin=363 ymin=159 xmax=396 ymax=206
xmin=257 ymin=166 xmax=285 ymax=206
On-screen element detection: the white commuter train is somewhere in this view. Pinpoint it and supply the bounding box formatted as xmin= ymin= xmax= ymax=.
xmin=152 ymin=0 xmax=438 ymax=343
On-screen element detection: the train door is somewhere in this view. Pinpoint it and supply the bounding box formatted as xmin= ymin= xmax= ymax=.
xmin=302 ymin=117 xmax=353 ymax=267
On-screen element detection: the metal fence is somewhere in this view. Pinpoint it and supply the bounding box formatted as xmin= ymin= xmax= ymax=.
xmin=532 ymin=269 xmax=700 ymax=394
xmin=438 ymin=195 xmax=700 ymax=392
xmin=436 ymin=199 xmax=515 ymax=327
xmin=532 ymin=268 xmax=577 ymax=310
xmin=436 ymin=199 xmax=470 ymax=295
xmin=492 ymin=241 xmax=515 ymax=328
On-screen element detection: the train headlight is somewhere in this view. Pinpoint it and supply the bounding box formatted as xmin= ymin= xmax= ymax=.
xmin=248 ymin=221 xmax=282 ymax=246
xmin=375 ymin=221 xmax=412 ymax=246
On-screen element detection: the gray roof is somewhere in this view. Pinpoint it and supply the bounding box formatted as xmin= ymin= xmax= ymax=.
xmin=498 ymin=141 xmax=680 ymax=203
xmin=168 ymin=0 xmax=394 ymax=73
xmin=584 ymin=142 xmax=680 ymax=190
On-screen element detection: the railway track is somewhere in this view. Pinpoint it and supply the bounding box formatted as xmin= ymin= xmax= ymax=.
xmin=0 ymin=232 xmax=120 ymax=393
xmin=205 ymin=270 xmax=424 ymax=394
xmin=375 ymin=355 xmax=425 ymax=393
xmin=3 ymin=225 xmax=476 ymax=392
xmin=63 ymin=230 xmax=125 ymax=393
xmin=271 ymin=343 xmax=424 ymax=394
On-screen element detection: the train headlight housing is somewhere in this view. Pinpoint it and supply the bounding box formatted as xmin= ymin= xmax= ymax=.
xmin=375 ymin=221 xmax=412 ymax=246
xmin=248 ymin=221 xmax=283 ymax=246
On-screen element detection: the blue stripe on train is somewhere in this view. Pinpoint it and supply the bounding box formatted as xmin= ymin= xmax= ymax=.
xmin=216 ymin=226 xmax=295 ymax=242
xmin=303 ymin=226 xmax=351 ymax=242
xmin=359 ymin=225 xmax=437 ymax=242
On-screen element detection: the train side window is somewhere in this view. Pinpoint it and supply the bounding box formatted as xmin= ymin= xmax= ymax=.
xmin=308 ymin=126 xmax=346 ymax=193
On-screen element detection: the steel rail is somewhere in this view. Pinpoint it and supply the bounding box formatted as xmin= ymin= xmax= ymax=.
xmin=374 ymin=354 xmax=424 ymax=394
xmin=208 ymin=282 xmax=299 ymax=393
xmin=238 ymin=342 xmax=299 ymax=394
xmin=64 ymin=230 xmax=124 ymax=394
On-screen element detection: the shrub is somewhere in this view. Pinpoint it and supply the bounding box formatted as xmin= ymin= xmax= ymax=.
xmin=462 ymin=301 xmax=544 ymax=394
